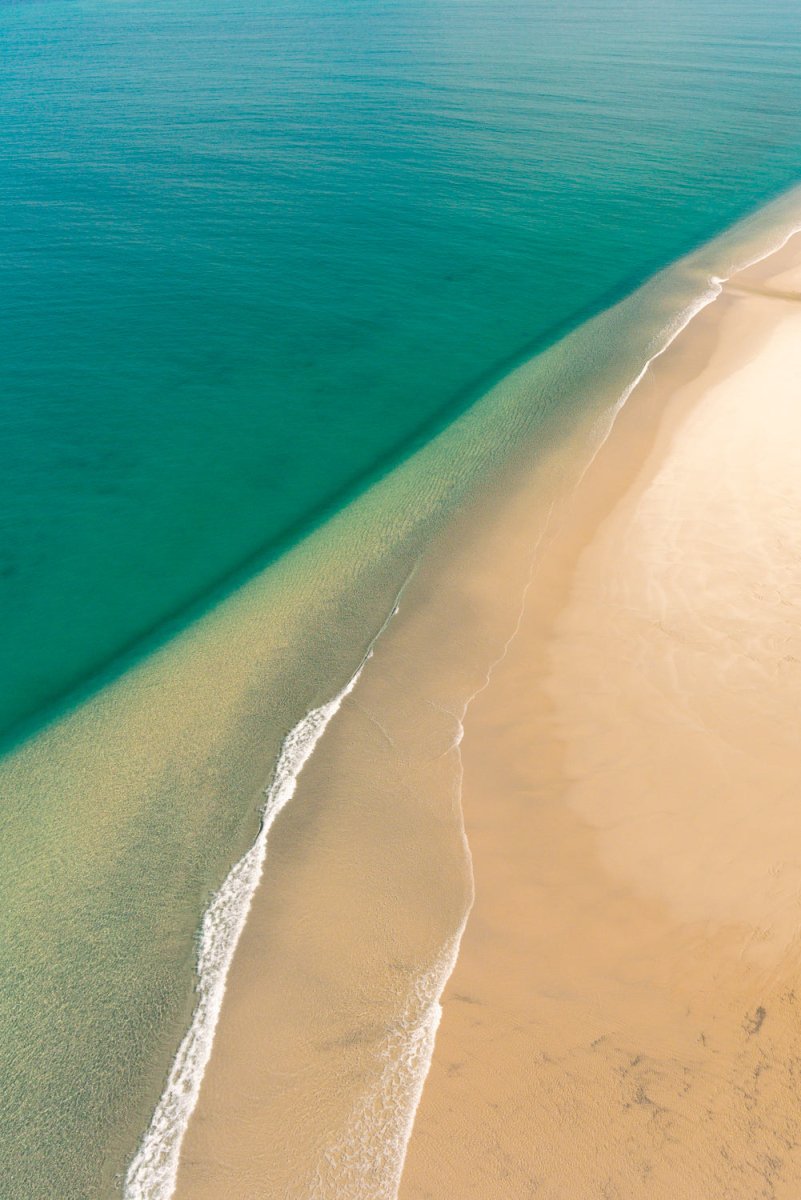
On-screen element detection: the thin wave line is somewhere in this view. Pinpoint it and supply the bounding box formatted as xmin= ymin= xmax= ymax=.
xmin=122 ymin=576 xmax=413 ymax=1200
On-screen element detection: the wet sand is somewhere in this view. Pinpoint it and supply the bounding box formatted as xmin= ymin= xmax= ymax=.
xmin=172 ymin=237 xmax=801 ymax=1198
xmin=400 ymin=243 xmax=801 ymax=1198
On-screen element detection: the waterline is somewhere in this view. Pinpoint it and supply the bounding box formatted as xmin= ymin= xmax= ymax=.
xmin=123 ymin=586 xmax=408 ymax=1200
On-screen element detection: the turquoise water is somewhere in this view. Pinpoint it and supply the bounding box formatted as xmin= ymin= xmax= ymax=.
xmin=2 ymin=1 xmax=801 ymax=1195
xmin=3 ymin=0 xmax=801 ymax=743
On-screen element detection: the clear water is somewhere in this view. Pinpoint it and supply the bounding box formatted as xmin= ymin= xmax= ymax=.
xmin=3 ymin=0 xmax=801 ymax=742
xmin=2 ymin=0 xmax=801 ymax=1195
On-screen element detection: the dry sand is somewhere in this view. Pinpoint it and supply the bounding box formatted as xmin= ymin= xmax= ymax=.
xmin=399 ymin=245 xmax=801 ymax=1199
xmin=173 ymin=239 xmax=801 ymax=1199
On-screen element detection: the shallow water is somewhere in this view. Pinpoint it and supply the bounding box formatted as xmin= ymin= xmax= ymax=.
xmin=3 ymin=1 xmax=801 ymax=1195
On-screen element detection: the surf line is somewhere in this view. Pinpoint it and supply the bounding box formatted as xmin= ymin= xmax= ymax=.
xmin=584 ymin=216 xmax=801 ymax=475
xmin=123 ymin=577 xmax=413 ymax=1200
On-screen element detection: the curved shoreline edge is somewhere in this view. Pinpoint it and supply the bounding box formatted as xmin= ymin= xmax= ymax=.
xmin=123 ymin=195 xmax=801 ymax=1200
xmin=123 ymin=582 xmax=410 ymax=1200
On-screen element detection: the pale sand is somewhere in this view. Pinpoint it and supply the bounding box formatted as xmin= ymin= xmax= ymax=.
xmin=173 ymin=239 xmax=801 ymax=1198
xmin=400 ymin=246 xmax=801 ymax=1198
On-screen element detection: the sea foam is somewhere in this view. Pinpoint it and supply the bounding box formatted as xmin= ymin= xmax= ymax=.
xmin=586 ymin=213 xmax=801 ymax=474
xmin=123 ymin=594 xmax=403 ymax=1200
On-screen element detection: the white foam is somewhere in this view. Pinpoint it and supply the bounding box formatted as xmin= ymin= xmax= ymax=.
xmin=311 ymin=214 xmax=801 ymax=1200
xmin=310 ymin=500 xmax=562 ymax=1200
xmin=123 ymin=594 xmax=405 ymax=1200
xmin=306 ymin=935 xmax=463 ymax=1200
xmin=585 ymin=217 xmax=801 ymax=475
xmin=723 ymin=212 xmax=801 ymax=277
xmin=124 ymin=213 xmax=801 ymax=1200
xmin=583 ymin=279 xmax=724 ymax=470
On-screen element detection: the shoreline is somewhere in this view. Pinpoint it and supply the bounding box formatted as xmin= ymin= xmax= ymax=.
xmin=122 ymin=583 xmax=409 ymax=1199
xmin=159 ymin=216 xmax=801 ymax=1198
xmin=399 ymin=237 xmax=801 ymax=1195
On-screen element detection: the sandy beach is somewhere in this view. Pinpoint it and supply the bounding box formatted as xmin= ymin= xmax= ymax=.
xmin=400 ymin=241 xmax=801 ymax=1198
xmin=172 ymin=235 xmax=801 ymax=1198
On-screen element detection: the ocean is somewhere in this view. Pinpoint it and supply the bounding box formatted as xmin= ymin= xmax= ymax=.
xmin=2 ymin=0 xmax=801 ymax=1195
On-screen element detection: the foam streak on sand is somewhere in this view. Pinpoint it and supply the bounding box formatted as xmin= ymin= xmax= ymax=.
xmin=376 ymin=286 xmax=720 ymax=1196
xmin=307 ymin=934 xmax=462 ymax=1200
xmin=588 ymin=213 xmax=801 ymax=471
xmin=315 ymin=525 xmax=556 ymax=1200
xmin=123 ymin=589 xmax=407 ymax=1200
xmin=287 ymin=562 xmax=553 ymax=1199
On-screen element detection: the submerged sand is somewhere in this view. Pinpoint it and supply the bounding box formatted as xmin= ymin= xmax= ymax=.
xmin=172 ymin=236 xmax=801 ymax=1198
